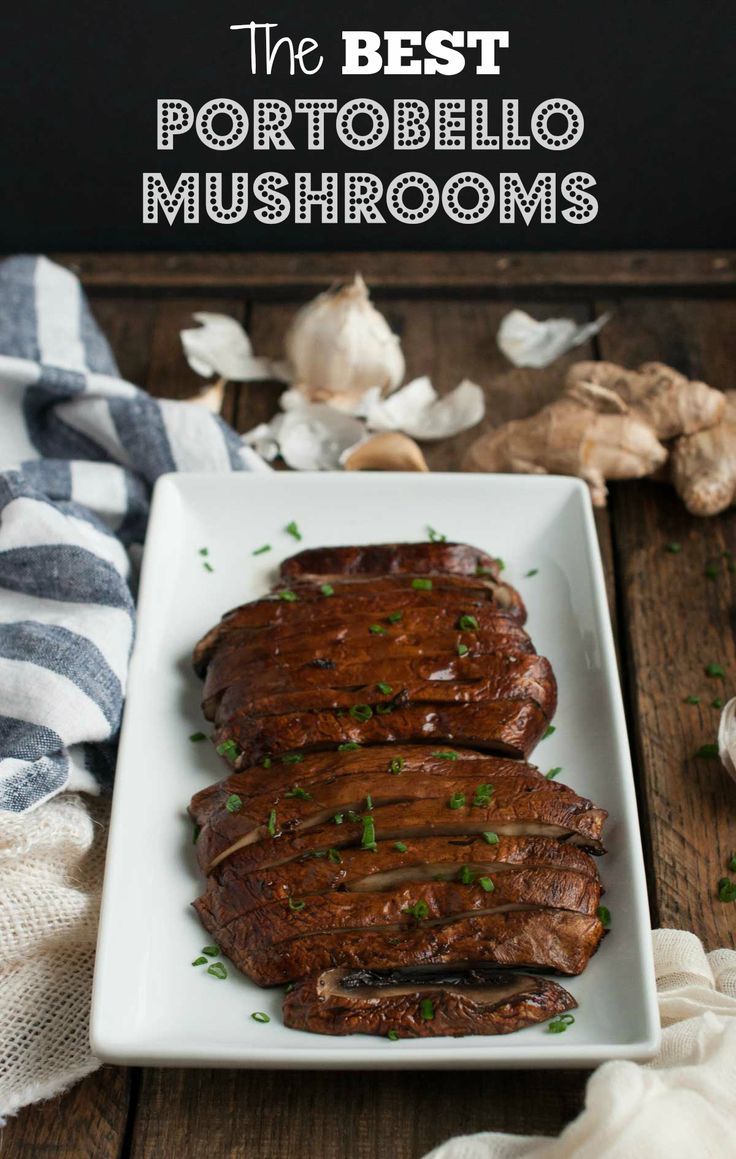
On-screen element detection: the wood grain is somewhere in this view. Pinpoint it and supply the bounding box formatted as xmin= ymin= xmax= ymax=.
xmin=597 ymin=298 xmax=736 ymax=946
xmin=0 ymin=1067 xmax=131 ymax=1159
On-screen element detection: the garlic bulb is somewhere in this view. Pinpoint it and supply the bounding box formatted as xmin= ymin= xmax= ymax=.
xmin=284 ymin=275 xmax=405 ymax=410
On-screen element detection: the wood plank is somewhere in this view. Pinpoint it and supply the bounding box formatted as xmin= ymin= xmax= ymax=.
xmin=89 ymin=296 xmax=157 ymax=388
xmin=597 ymin=297 xmax=736 ymax=947
xmin=56 ymin=251 xmax=736 ymax=295
xmin=0 ymin=1067 xmax=131 ymax=1159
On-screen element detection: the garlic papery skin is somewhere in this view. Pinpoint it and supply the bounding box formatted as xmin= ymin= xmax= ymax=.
xmin=718 ymin=697 xmax=736 ymax=782
xmin=284 ymin=274 xmax=405 ymax=410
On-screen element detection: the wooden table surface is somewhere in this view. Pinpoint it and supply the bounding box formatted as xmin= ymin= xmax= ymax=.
xmin=2 ymin=250 xmax=736 ymax=1159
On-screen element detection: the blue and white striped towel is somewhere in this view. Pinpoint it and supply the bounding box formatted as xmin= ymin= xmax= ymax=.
xmin=0 ymin=255 xmax=268 ymax=813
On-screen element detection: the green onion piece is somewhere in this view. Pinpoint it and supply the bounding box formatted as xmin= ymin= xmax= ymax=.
xmin=251 ymin=1011 xmax=270 ymax=1023
xmin=457 ymin=642 xmax=470 ymax=657
xmin=433 ymin=750 xmax=459 ymax=761
xmin=191 ymin=956 xmax=207 ymax=966
xmin=278 ymin=589 xmax=298 ymax=602
xmin=665 ymin=542 xmax=682 ymax=554
xmin=420 ymin=997 xmax=435 ymax=1021
xmin=328 ymin=848 xmax=342 ymax=864
xmin=202 ymin=945 xmax=219 ymax=957
xmin=369 ymin=623 xmax=387 ymax=635
xmin=705 ymin=562 xmax=719 ymax=581
xmin=225 ymin=793 xmax=243 ymax=813
xmin=458 ymin=865 xmax=475 ymax=885
xmin=207 ymin=962 xmax=227 ymax=980
xmin=216 ymin=739 xmax=240 ymax=762
xmin=320 ymin=583 xmax=335 ymax=597
xmin=478 ymin=876 xmax=495 ymax=892
xmin=192 ymin=823 xmax=201 ymax=845
xmin=403 ymin=899 xmax=430 ymax=921
xmin=198 ymin=547 xmax=209 ymax=557
xmin=252 ymin=544 xmax=271 ymax=556
xmin=338 ymin=742 xmax=362 ymax=751
xmin=285 ymin=983 xmax=295 ymax=993
xmin=189 ymin=731 xmax=206 ymax=742
xmin=281 ymin=752 xmax=303 ymax=764
xmin=729 ymin=854 xmax=736 ymax=873
xmin=543 ymin=725 xmax=556 ymax=739
xmin=717 ymin=877 xmax=736 ymax=902
xmin=712 ymin=698 xmax=724 ymax=709
xmin=547 ymin=1014 xmax=575 ymax=1033
xmin=288 ymin=897 xmax=306 ymax=912
xmin=389 ymin=757 xmax=405 ymax=774
xmin=472 ymin=783 xmax=494 ymax=807
xmin=346 ymin=810 xmax=361 ymax=823
xmin=365 ymin=794 xmax=374 ymax=811
xmin=705 ymin=663 xmax=725 ymax=679
xmin=545 ymin=767 xmax=562 ymax=780
xmin=350 ymin=703 xmax=373 ymax=721
xmin=387 ymin=611 xmax=403 ymax=624
xmin=361 ymin=814 xmax=377 ymax=851
xmin=482 ymin=832 xmax=500 ymax=845
xmin=524 ymin=568 xmax=539 ymax=578
xmin=284 ymin=786 xmax=311 ymax=800
xmin=267 ymin=808 xmax=277 ymax=836
xmin=695 ymin=743 xmax=720 ymax=759
xmin=263 ymin=756 xmax=272 ymax=768
xmin=375 ymin=702 xmax=394 ymax=715
xmin=285 ymin=521 xmax=302 ymax=541
xmin=411 ymin=578 xmax=433 ymax=591
xmin=333 ymin=813 xmax=344 ymax=824
xmin=683 ymin=695 xmax=701 ymax=705
xmin=203 ymin=561 xmax=214 ymax=573
xmin=427 ymin=526 xmax=446 ymax=543
xmin=377 ymin=682 xmax=393 ymax=695
xmin=458 ymin=614 xmax=479 ymax=631
xmin=394 ymin=841 xmax=408 ymax=853
xmin=387 ymin=1029 xmax=400 ymax=1041
xmin=597 ymin=904 xmax=611 ymax=927
xmin=448 ymin=792 xmax=466 ymax=810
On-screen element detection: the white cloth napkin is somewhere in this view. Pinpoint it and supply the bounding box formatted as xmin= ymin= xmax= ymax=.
xmin=424 ymin=929 xmax=736 ymax=1159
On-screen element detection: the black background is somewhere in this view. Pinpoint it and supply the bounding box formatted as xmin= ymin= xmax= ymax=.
xmin=1 ymin=0 xmax=733 ymax=252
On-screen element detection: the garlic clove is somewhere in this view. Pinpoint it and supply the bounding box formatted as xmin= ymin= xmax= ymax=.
xmin=718 ymin=697 xmax=736 ymax=782
xmin=284 ymin=274 xmax=405 ymax=409
xmin=341 ymin=431 xmax=429 ymax=472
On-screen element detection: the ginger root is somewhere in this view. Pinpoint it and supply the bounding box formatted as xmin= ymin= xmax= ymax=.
xmin=463 ymin=380 xmax=667 ymax=507
xmin=670 ymin=391 xmax=736 ymax=516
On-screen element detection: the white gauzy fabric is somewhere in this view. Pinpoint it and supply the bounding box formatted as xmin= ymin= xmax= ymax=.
xmin=423 ymin=930 xmax=736 ymax=1159
xmin=0 ymin=793 xmax=109 ymax=1122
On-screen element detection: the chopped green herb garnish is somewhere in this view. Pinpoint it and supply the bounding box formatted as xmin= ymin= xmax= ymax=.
xmin=717 ymin=877 xmax=736 ymax=903
xmin=729 ymin=854 xmax=736 ymax=873
xmin=251 ymin=1011 xmax=270 ymax=1023
xmin=448 ymin=792 xmax=466 ymax=810
xmin=472 ymin=783 xmax=494 ymax=807
xmin=394 ymin=841 xmax=408 ymax=853
xmin=387 ymin=1029 xmax=400 ymax=1041
xmin=361 ymin=814 xmax=377 ymax=851
xmin=458 ymin=865 xmax=475 ymax=885
xmin=263 ymin=756 xmax=273 ymax=768
xmin=285 ymin=520 xmax=302 ymax=541
xmin=456 ymin=642 xmax=470 ymax=657
xmin=713 ymin=698 xmax=724 ymax=709
xmin=543 ymin=725 xmax=556 ymax=739
xmin=597 ymin=904 xmax=611 ymax=927
xmin=377 ymin=682 xmax=393 ymax=695
xmin=252 ymin=544 xmax=271 ymax=556
xmin=428 ymin=526 xmax=446 ymax=543
xmin=202 ymin=945 xmax=219 ymax=957
xmin=207 ymin=962 xmax=227 ymax=980
xmin=524 ymin=568 xmax=539 ymax=578
xmin=285 ymin=983 xmax=295 ymax=993
xmin=375 ymin=702 xmax=394 ymax=715
xmin=189 ymin=731 xmax=206 ymax=742
xmin=411 ymin=578 xmax=433 ymax=591
xmin=320 ymin=583 xmax=335 ymax=597
xmin=475 ymin=566 xmax=494 ymax=577
xmin=458 ymin=614 xmax=479 ymax=631
xmin=478 ymin=876 xmax=495 ymax=893
xmin=284 ymin=786 xmax=312 ymax=800
xmin=404 ymin=899 xmax=430 ymax=921
xmin=333 ymin=813 xmax=344 ymax=825
xmin=547 ymin=1013 xmax=575 ymax=1033
xmin=198 ymin=547 xmax=209 ymax=557
xmin=705 ymin=663 xmax=725 ymax=679
xmin=281 ymin=752 xmax=304 ymax=764
xmin=203 ymin=561 xmax=214 ymax=573
xmin=387 ymin=611 xmax=403 ymax=624
xmin=338 ymin=742 xmax=362 ymax=752
xmin=705 ymin=562 xmax=719 ymax=581
xmin=482 ymin=832 xmax=500 ymax=845
xmin=278 ymin=589 xmax=298 ymax=602
xmin=328 ymin=848 xmax=342 ymax=864
xmin=389 ymin=757 xmax=405 ymax=774
xmin=545 ymin=767 xmax=562 ymax=780
xmin=350 ymin=703 xmax=373 ymax=721
xmin=665 ymin=543 xmax=682 ymax=554
xmin=695 ymin=743 xmax=720 ymax=759
xmin=191 ymin=956 xmax=207 ymax=966
xmin=225 ymin=793 xmax=243 ymax=813
xmin=346 ymin=810 xmax=361 ymax=823
xmin=433 ymin=750 xmax=459 ymax=761
xmin=216 ymin=739 xmax=240 ymax=762
xmin=267 ymin=808 xmax=277 ymax=836
xmin=288 ymin=897 xmax=306 ymax=912
xmin=420 ymin=997 xmax=435 ymax=1021
xmin=369 ymin=623 xmax=387 ymax=635
xmin=365 ymin=794 xmax=374 ymax=811
xmin=684 ymin=695 xmax=701 ymax=705
xmin=192 ymin=823 xmax=201 ymax=845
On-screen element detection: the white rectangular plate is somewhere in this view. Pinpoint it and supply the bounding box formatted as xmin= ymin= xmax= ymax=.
xmin=92 ymin=472 xmax=659 ymax=1068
